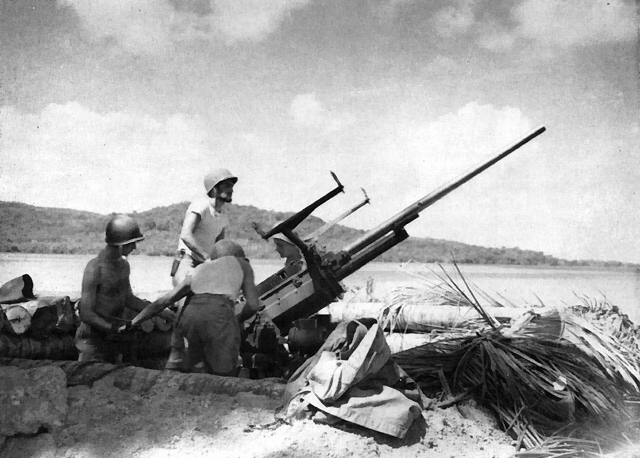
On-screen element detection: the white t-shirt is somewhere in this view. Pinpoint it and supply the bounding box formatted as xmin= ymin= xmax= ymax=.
xmin=177 ymin=197 xmax=229 ymax=259
xmin=190 ymin=257 xmax=243 ymax=301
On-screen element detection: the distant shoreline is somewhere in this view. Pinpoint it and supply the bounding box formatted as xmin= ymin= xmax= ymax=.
xmin=4 ymin=201 xmax=638 ymax=269
xmin=2 ymin=252 xmax=638 ymax=273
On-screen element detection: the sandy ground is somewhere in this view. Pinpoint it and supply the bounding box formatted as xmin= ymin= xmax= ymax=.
xmin=0 ymin=368 xmax=518 ymax=458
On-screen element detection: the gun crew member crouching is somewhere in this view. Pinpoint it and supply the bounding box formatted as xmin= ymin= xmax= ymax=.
xmin=132 ymin=240 xmax=260 ymax=376
xmin=75 ymin=214 xmax=176 ymax=363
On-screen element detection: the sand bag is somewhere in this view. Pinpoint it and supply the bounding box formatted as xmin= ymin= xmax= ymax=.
xmin=0 ymin=333 xmax=77 ymax=360
xmin=0 ymin=274 xmax=35 ymax=304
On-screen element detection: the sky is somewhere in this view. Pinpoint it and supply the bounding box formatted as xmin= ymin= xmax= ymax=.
xmin=0 ymin=0 xmax=638 ymax=263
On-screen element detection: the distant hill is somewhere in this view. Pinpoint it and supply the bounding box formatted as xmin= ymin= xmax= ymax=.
xmin=0 ymin=201 xmax=632 ymax=268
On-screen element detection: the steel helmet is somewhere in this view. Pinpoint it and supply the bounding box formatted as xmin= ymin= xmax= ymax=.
xmin=204 ymin=168 xmax=238 ymax=194
xmin=209 ymin=240 xmax=246 ymax=260
xmin=105 ymin=214 xmax=144 ymax=246
xmin=269 ymin=221 xmax=295 ymax=245
xmin=272 ymin=233 xmax=294 ymax=245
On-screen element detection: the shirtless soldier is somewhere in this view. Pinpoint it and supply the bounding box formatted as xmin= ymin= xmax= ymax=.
xmin=75 ymin=214 xmax=175 ymax=363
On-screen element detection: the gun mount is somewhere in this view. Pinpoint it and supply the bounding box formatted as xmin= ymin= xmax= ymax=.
xmin=242 ymin=126 xmax=546 ymax=377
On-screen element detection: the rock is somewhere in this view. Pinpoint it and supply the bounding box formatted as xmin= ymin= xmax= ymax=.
xmin=0 ymin=432 xmax=57 ymax=458
xmin=0 ymin=366 xmax=68 ymax=445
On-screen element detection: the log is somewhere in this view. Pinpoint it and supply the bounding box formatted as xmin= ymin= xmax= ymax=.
xmin=328 ymin=302 xmax=528 ymax=331
xmin=139 ymin=319 xmax=154 ymax=333
xmin=27 ymin=296 xmax=75 ymax=337
xmin=385 ymin=332 xmax=448 ymax=354
xmin=1 ymin=296 xmax=74 ymax=337
xmin=2 ymin=305 xmax=31 ymax=335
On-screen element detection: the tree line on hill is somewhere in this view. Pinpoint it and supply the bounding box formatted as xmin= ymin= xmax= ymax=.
xmin=0 ymin=201 xmax=633 ymax=268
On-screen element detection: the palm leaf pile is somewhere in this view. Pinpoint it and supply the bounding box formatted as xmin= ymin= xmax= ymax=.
xmin=388 ymin=265 xmax=640 ymax=454
xmin=568 ymin=294 xmax=640 ymax=353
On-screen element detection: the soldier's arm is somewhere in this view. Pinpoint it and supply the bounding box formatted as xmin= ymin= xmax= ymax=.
xmin=121 ymin=260 xmax=150 ymax=314
xmin=180 ymin=211 xmax=207 ymax=262
xmin=131 ymin=277 xmax=191 ymax=326
xmin=125 ymin=288 xmax=151 ymax=314
xmin=79 ymin=259 xmax=115 ymax=332
xmin=237 ymin=259 xmax=261 ymax=323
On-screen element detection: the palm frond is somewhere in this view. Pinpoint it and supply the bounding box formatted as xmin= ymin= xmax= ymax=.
xmin=558 ymin=312 xmax=640 ymax=392
xmin=376 ymin=262 xmax=640 ymax=453
xmin=395 ymin=331 xmax=633 ymax=449
xmin=512 ymin=436 xmax=602 ymax=457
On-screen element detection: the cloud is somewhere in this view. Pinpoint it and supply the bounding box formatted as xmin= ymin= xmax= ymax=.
xmin=289 ymin=93 xmax=356 ymax=133
xmin=209 ymin=0 xmax=312 ymax=43
xmin=0 ymin=102 xmax=212 ymax=213
xmin=333 ymin=101 xmax=539 ymax=249
xmin=58 ymin=0 xmax=313 ymax=54
xmin=354 ymin=100 xmax=640 ymax=263
xmin=476 ymin=21 xmax=518 ymax=52
xmin=57 ymin=0 xmax=176 ymax=55
xmin=378 ymin=101 xmax=534 ymax=180
xmin=422 ymin=55 xmax=461 ymax=75
xmin=372 ymin=0 xmax=418 ymax=21
xmin=513 ymin=0 xmax=637 ymax=47
xmin=431 ymin=2 xmax=475 ymax=38
xmin=426 ymin=0 xmax=636 ymax=54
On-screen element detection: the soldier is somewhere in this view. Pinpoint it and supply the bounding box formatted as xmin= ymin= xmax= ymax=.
xmin=171 ymin=168 xmax=238 ymax=284
xmin=166 ymin=168 xmax=238 ymax=371
xmin=251 ymin=221 xmax=305 ymax=277
xmin=75 ymin=214 xmax=175 ymax=363
xmin=131 ymin=240 xmax=260 ymax=376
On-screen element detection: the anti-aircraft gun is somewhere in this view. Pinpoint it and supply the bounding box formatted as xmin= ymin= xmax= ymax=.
xmin=241 ymin=126 xmax=546 ymax=377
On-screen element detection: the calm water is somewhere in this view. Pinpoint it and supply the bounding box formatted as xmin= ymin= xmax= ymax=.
xmin=2 ymin=253 xmax=639 ymax=323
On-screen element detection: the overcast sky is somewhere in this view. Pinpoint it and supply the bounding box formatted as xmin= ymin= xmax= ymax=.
xmin=1 ymin=0 xmax=638 ymax=263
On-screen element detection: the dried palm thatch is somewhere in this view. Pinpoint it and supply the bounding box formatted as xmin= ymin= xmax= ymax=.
xmin=396 ymin=329 xmax=637 ymax=449
xmin=513 ymin=430 xmax=640 ymax=458
xmin=511 ymin=436 xmax=610 ymax=457
xmin=389 ymin=264 xmax=640 ymax=453
xmin=568 ymin=294 xmax=640 ymax=353
xmin=378 ymin=263 xmax=524 ymax=335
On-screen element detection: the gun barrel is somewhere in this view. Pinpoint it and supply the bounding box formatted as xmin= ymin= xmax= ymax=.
xmin=304 ymin=188 xmax=370 ymax=243
xmin=344 ymin=126 xmax=546 ymax=256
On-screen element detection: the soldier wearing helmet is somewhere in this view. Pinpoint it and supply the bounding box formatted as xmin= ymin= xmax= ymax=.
xmin=172 ymin=168 xmax=238 ymax=281
xmin=252 ymin=221 xmax=304 ymax=270
xmin=75 ymin=214 xmax=176 ymax=363
xmin=166 ymin=167 xmax=238 ymax=371
xmin=251 ymin=222 xmax=306 ymax=293
xmin=131 ymin=240 xmax=260 ymax=376
xmin=271 ymin=232 xmax=304 ymax=275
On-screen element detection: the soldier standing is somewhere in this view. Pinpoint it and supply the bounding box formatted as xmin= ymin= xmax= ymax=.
xmin=166 ymin=168 xmax=238 ymax=371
